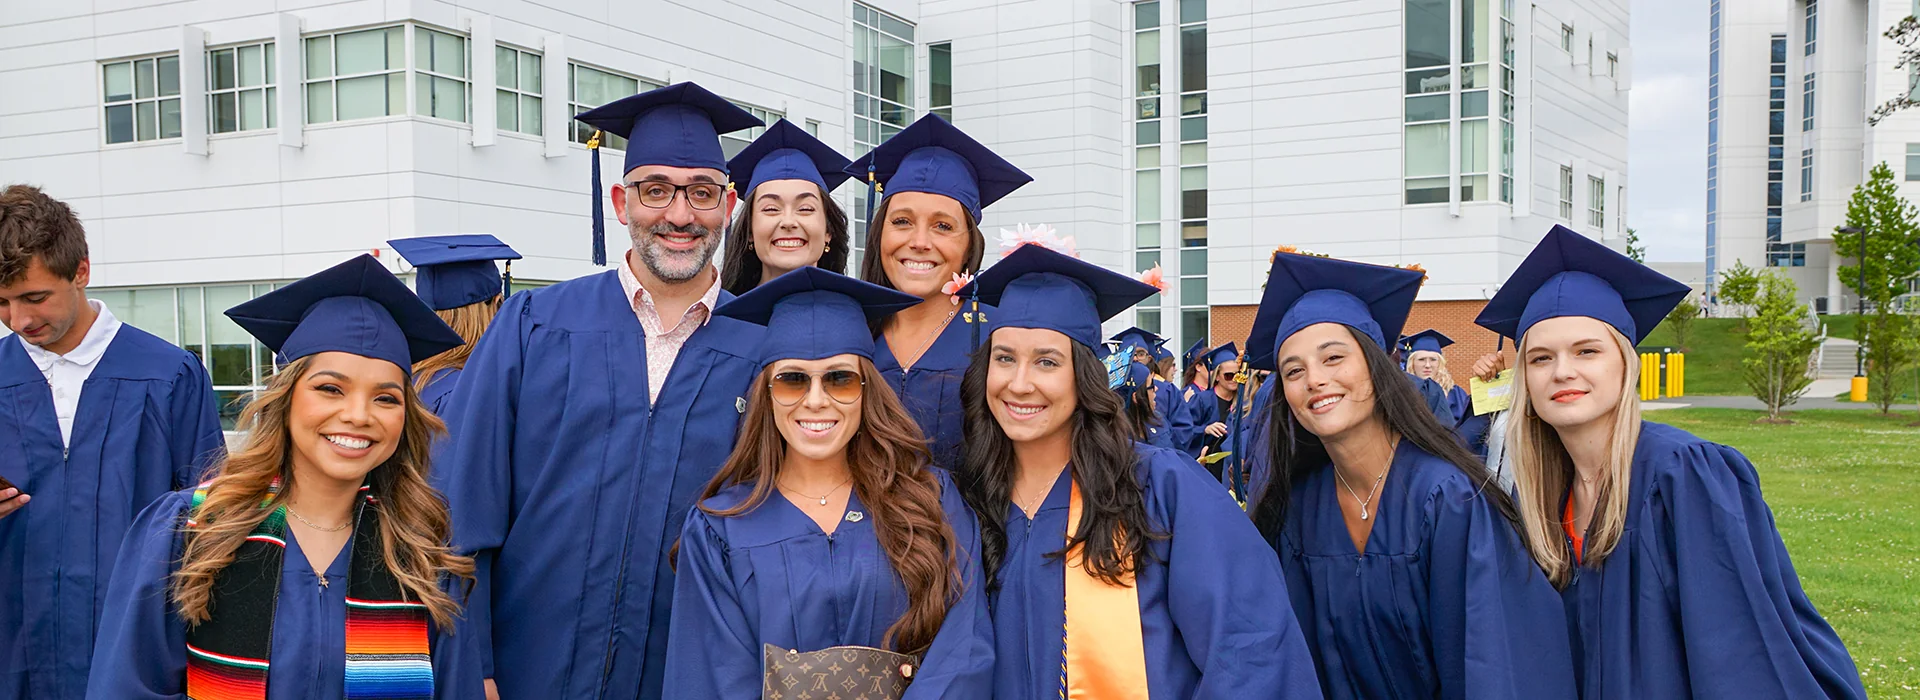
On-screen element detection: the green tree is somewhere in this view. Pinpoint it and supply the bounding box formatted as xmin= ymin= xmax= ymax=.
xmin=1625 ymin=227 xmax=1646 ymax=263
xmin=1718 ymin=260 xmax=1761 ymax=319
xmin=1835 ymin=163 xmax=1920 ymax=305
xmin=1742 ymin=273 xmax=1820 ymax=421
xmin=1665 ymin=294 xmax=1701 ymax=352
xmin=1861 ymin=311 xmax=1920 ymax=413
xmin=1869 ymin=15 xmax=1920 ymax=125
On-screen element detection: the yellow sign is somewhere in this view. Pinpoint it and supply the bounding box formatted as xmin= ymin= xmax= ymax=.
xmin=1470 ymin=369 xmax=1515 ymax=416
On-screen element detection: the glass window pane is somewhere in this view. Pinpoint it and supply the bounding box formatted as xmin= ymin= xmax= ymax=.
xmin=1405 ymin=123 xmax=1448 ymax=177
xmin=1181 ymin=93 xmax=1206 ymax=115
xmin=1182 ymin=143 xmax=1206 ymax=165
xmin=266 ymin=43 xmax=276 ymax=84
xmin=1406 ymin=176 xmax=1448 ymax=204
xmin=386 ymin=27 xmax=405 ymax=69
xmin=929 ymin=43 xmax=952 ymax=108
xmin=878 ymin=33 xmax=913 ymax=106
xmin=213 ymin=48 xmax=237 ymax=90
xmin=1136 ymin=251 xmax=1161 ymax=273
xmin=1407 ymin=0 xmax=1448 ymax=69
xmin=1136 ymin=169 xmax=1161 ymax=220
xmin=1461 ymin=119 xmax=1489 ymax=172
xmin=105 ymin=104 xmax=134 ymax=143
xmin=213 ymin=91 xmax=238 ymax=133
xmin=1136 ymin=30 xmax=1160 ymax=68
xmin=306 ymin=37 xmax=333 ymax=79
xmin=1136 ymin=119 xmax=1160 ymax=145
xmin=1181 ymin=220 xmax=1207 ymax=246
xmin=158 ymin=56 xmax=180 ymax=96
xmin=1136 ymin=1 xmax=1160 ymax=29
xmin=1405 ymin=94 xmax=1447 ymax=122
xmin=1137 ymin=96 xmax=1160 ymax=119
xmin=1138 ymin=309 xmax=1161 ymax=334
xmin=388 ymin=73 xmax=406 ymax=116
xmin=1181 ymin=248 xmax=1207 ymax=275
xmin=129 ymin=289 xmax=178 ymax=344
xmin=1181 ymin=278 xmax=1207 ymax=306
xmin=177 ymin=286 xmax=205 ymax=363
xmin=1461 ymin=64 xmax=1489 ymax=90
xmin=879 ymin=13 xmax=914 ymax=41
xmin=1180 ymin=27 xmax=1206 ymax=92
xmin=1180 ymin=115 xmax=1206 ymax=141
xmin=1181 ymin=310 xmax=1208 ymax=345
xmin=336 ymin=74 xmax=388 ymax=120
xmin=335 ymin=29 xmax=388 ymax=75
xmin=240 ymin=89 xmax=266 ymax=130
xmin=306 ymin=81 xmax=334 ymax=123
xmin=1462 ymin=0 xmax=1490 ymax=64
xmin=496 ymin=46 xmax=516 ymax=89
xmin=521 ymin=52 xmax=541 ymax=94
xmin=136 ymin=100 xmax=157 ymax=140
xmin=159 ymin=98 xmax=181 ymax=138
xmin=1136 ymin=145 xmax=1160 ymax=168
xmin=104 ymin=62 xmax=133 ymax=102
xmin=238 ymin=45 xmax=264 ymax=87
xmin=1181 ymin=188 xmax=1206 ymax=220
xmin=1463 ymin=90 xmax=1488 ymax=118
xmin=1405 ymin=67 xmax=1448 ymax=95
xmin=1181 ymin=165 xmax=1207 ymax=190
xmin=1136 ymin=223 xmax=1160 ymax=246
xmin=497 ymin=90 xmax=518 ymax=131
xmin=1461 ymin=174 xmax=1489 ymax=202
xmin=434 ymin=31 xmax=465 ymax=77
xmin=521 ymin=95 xmax=542 ymax=134
xmin=91 ymin=290 xmax=130 ymax=315
xmin=136 ymin=59 xmax=156 ymax=99
xmin=435 ymin=76 xmax=466 ymax=121
xmin=1180 ymin=0 xmax=1206 ymax=24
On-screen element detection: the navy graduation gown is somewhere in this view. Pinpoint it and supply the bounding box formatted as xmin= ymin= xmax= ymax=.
xmin=873 ymin=306 xmax=989 ymax=472
xmin=990 ymin=444 xmax=1322 ymax=699
xmin=418 ymin=367 xmax=463 ymax=419
xmin=1179 ymin=385 xmax=1222 ymax=460
xmin=1561 ymin=421 xmax=1864 ymax=699
xmin=1273 ymin=441 xmax=1576 ymax=700
xmin=0 ymin=326 xmax=223 ymax=700
xmin=1146 ymin=378 xmax=1188 ymax=454
xmin=85 ymin=490 xmax=480 ymax=699
xmin=1222 ymin=380 xmax=1274 ymax=500
xmin=438 ymin=271 xmax=763 ymax=700
xmin=664 ymin=469 xmax=993 ymax=698
xmin=1444 ymin=384 xmax=1470 ymax=425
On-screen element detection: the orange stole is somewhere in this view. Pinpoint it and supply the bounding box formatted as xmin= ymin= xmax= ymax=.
xmin=1063 ymin=480 xmax=1150 ymax=699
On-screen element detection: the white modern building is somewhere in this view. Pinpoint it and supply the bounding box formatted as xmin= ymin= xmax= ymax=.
xmin=1707 ymin=0 xmax=1920 ymax=310
xmin=0 ymin=0 xmax=1630 ymax=424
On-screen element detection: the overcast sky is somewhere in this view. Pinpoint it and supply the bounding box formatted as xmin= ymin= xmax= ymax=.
xmin=1627 ymin=0 xmax=1709 ymax=263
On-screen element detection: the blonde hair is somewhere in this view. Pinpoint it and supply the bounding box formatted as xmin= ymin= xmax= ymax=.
xmin=1408 ymin=350 xmax=1456 ymax=394
xmin=173 ymin=356 xmax=476 ymax=627
xmin=411 ymin=295 xmax=501 ymax=394
xmin=1506 ymin=326 xmax=1643 ymax=588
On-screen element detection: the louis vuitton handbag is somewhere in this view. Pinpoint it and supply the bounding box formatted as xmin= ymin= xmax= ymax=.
xmin=761 ymin=643 xmax=922 ymax=700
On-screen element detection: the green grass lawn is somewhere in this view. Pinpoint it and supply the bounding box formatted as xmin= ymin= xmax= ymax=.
xmin=1645 ymin=408 xmax=1920 ymax=696
xmin=1639 ymin=317 xmax=1750 ymax=396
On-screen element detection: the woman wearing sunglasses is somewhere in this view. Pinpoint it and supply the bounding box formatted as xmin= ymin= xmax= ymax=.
xmin=663 ymin=267 xmax=992 ymax=699
xmin=956 ymin=244 xmax=1319 ymax=699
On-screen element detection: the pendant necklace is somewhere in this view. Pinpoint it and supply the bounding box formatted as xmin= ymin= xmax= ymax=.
xmin=783 ymin=477 xmax=852 ymax=506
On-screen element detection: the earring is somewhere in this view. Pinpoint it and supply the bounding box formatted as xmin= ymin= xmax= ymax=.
xmin=824 ymin=243 xmax=831 ymax=253
xmin=747 ymin=241 xmax=753 ymax=251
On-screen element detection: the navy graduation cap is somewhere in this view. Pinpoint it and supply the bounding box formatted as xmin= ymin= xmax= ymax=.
xmin=225 ymin=255 xmax=463 ymax=374
xmin=1201 ymin=342 xmax=1239 ymax=370
xmin=728 ymin=118 xmax=852 ymax=196
xmin=572 ymin=82 xmax=765 ymax=265
xmin=1110 ymin=326 xmax=1165 ymax=358
xmin=1182 ymin=338 xmax=1209 ymax=369
xmin=1400 ymin=329 xmax=1455 ymax=355
xmin=957 ymin=244 xmax=1158 ymax=357
xmin=389 ymin=234 xmax=521 ymax=311
xmin=714 ymin=266 xmax=921 ymax=369
xmin=845 ymin=114 xmax=1033 ymax=222
xmin=1245 ymin=252 xmax=1425 ymax=371
xmin=1475 ymin=225 xmax=1690 ymax=344
xmin=1150 ymin=343 xmax=1173 ymax=364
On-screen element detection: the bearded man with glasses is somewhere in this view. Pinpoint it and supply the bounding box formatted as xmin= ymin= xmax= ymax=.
xmin=434 ymin=82 xmax=769 ymax=700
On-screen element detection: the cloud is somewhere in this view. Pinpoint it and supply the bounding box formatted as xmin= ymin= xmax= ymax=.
xmin=1627 ymin=0 xmax=1709 ymax=263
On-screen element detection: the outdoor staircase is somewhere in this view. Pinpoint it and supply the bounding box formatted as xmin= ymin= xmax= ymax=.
xmin=1817 ymin=337 xmax=1860 ymax=378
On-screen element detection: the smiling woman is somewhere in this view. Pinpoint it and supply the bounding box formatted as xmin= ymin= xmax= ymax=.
xmin=718 ymin=119 xmax=854 ymax=296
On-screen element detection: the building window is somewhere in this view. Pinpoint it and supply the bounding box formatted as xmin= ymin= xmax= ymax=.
xmin=1804 ymin=0 xmax=1817 ymax=56
xmin=569 ymin=64 xmax=658 ymax=150
xmin=1404 ymin=0 xmax=1495 ymax=204
xmin=1177 ymin=0 xmax=1209 ymax=349
xmin=720 ymin=103 xmax=782 ymax=160
xmin=413 ymin=27 xmax=469 ymax=122
xmin=1499 ymin=0 xmax=1515 ymax=203
xmin=929 ymin=42 xmax=953 ymax=121
xmin=1906 ymin=143 xmax=1920 ymax=181
xmin=1587 ymin=175 xmax=1605 ymax=228
xmin=1766 ymin=33 xmax=1803 ymax=267
xmin=852 ymin=2 xmax=917 ymax=260
xmin=1134 ymin=0 xmax=1164 ymax=334
xmin=1800 ymin=149 xmax=1813 ymax=201
xmin=102 ymin=55 xmax=181 ymax=144
xmin=303 ymin=27 xmax=406 ymax=124
xmin=1606 ymin=52 xmax=1618 ymax=78
xmin=494 ymin=45 xmax=542 ymax=136
xmin=1801 ymin=73 xmax=1814 ymax=131
xmin=1559 ymin=166 xmax=1574 ymax=220
xmin=208 ymin=43 xmax=275 ymax=134
xmin=89 ymin=282 xmax=290 ymax=430
xmin=1561 ymin=24 xmax=1573 ymax=52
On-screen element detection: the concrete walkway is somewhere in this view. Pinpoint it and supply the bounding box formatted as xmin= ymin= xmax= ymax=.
xmin=1647 ymin=394 xmax=1906 ymax=411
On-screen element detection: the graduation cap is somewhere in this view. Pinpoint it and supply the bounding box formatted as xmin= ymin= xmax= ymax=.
xmin=1400 ymin=329 xmax=1455 ymax=356
xmin=1149 ymin=343 xmax=1173 ymax=364
xmin=956 ymin=244 xmax=1157 ymax=357
xmin=1244 ymin=252 xmax=1425 ymax=371
xmin=572 ymin=82 xmax=765 ymax=265
xmin=714 ymin=266 xmax=921 ymax=369
xmin=1182 ymin=338 xmax=1209 ymax=369
xmin=1112 ymin=358 xmax=1153 ymax=394
xmin=225 ymin=255 xmax=463 ymax=374
xmin=1475 ymin=225 xmax=1691 ymax=344
xmin=1110 ymin=326 xmax=1165 ymax=359
xmin=844 ymin=113 xmax=1033 ymax=222
xmin=1201 ymin=342 xmax=1239 ymax=370
xmin=727 ymin=118 xmax=852 ymax=196
xmin=389 ymin=235 xmax=521 ymax=311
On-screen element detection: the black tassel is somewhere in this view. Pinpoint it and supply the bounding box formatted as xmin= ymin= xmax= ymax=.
xmin=501 ymin=260 xmax=514 ymax=298
xmin=589 ymin=130 xmax=607 ymax=266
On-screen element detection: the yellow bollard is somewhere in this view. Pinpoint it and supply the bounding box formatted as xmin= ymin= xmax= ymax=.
xmin=1638 ymin=353 xmax=1658 ymax=400
xmin=1850 ymin=376 xmax=1869 ymax=403
xmin=1671 ymin=354 xmax=1685 ymax=397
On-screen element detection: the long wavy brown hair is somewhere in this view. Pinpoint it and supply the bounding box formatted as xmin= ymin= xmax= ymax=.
xmin=691 ymin=358 xmax=962 ymax=655
xmin=411 ymin=295 xmax=502 ymax=394
xmin=172 ymin=356 xmax=476 ymax=628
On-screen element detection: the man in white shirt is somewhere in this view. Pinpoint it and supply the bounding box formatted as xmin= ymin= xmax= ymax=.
xmin=0 ymin=184 xmax=223 ymax=700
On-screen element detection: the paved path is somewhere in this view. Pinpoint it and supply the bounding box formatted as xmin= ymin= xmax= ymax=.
xmin=1649 ymin=394 xmax=1906 ymax=411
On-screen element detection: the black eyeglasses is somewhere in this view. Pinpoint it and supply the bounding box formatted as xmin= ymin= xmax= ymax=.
xmin=769 ymin=369 xmax=864 ymax=406
xmin=624 ymin=180 xmax=727 ymax=210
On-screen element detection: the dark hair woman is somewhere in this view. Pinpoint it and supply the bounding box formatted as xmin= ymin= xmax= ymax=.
xmin=1243 ymin=251 xmax=1574 ymax=700
xmin=1479 ymin=226 xmax=1863 ymax=699
xmin=717 ymin=119 xmax=854 ymax=296
xmin=87 ymin=255 xmax=479 ymax=699
xmin=956 ymin=243 xmax=1318 ymax=699
xmin=663 ymin=268 xmax=991 ymax=698
xmin=847 ymin=114 xmax=1032 ymax=471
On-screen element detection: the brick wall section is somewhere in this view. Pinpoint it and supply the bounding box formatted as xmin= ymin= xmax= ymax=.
xmin=1209 ymin=300 xmax=1511 ymax=371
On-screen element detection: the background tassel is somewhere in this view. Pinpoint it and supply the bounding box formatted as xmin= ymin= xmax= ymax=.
xmin=589 ymin=130 xmax=607 ymax=266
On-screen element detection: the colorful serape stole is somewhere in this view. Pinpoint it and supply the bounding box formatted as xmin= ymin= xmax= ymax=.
xmin=1059 ymin=479 xmax=1151 ymax=699
xmin=183 ymin=481 xmax=434 ymax=700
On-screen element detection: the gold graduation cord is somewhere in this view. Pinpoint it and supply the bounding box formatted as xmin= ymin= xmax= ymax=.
xmin=1063 ymin=480 xmax=1151 ymax=699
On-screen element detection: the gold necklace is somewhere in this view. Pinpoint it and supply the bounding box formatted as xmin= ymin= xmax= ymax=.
xmin=1334 ymin=438 xmax=1399 ymax=521
xmin=285 ymin=504 xmax=350 ymax=532
xmin=894 ymin=309 xmax=958 ymax=371
xmin=782 ymin=477 xmax=852 ymax=507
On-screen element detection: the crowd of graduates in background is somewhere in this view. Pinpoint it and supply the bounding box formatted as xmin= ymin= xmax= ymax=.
xmin=0 ymin=79 xmax=1872 ymax=700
